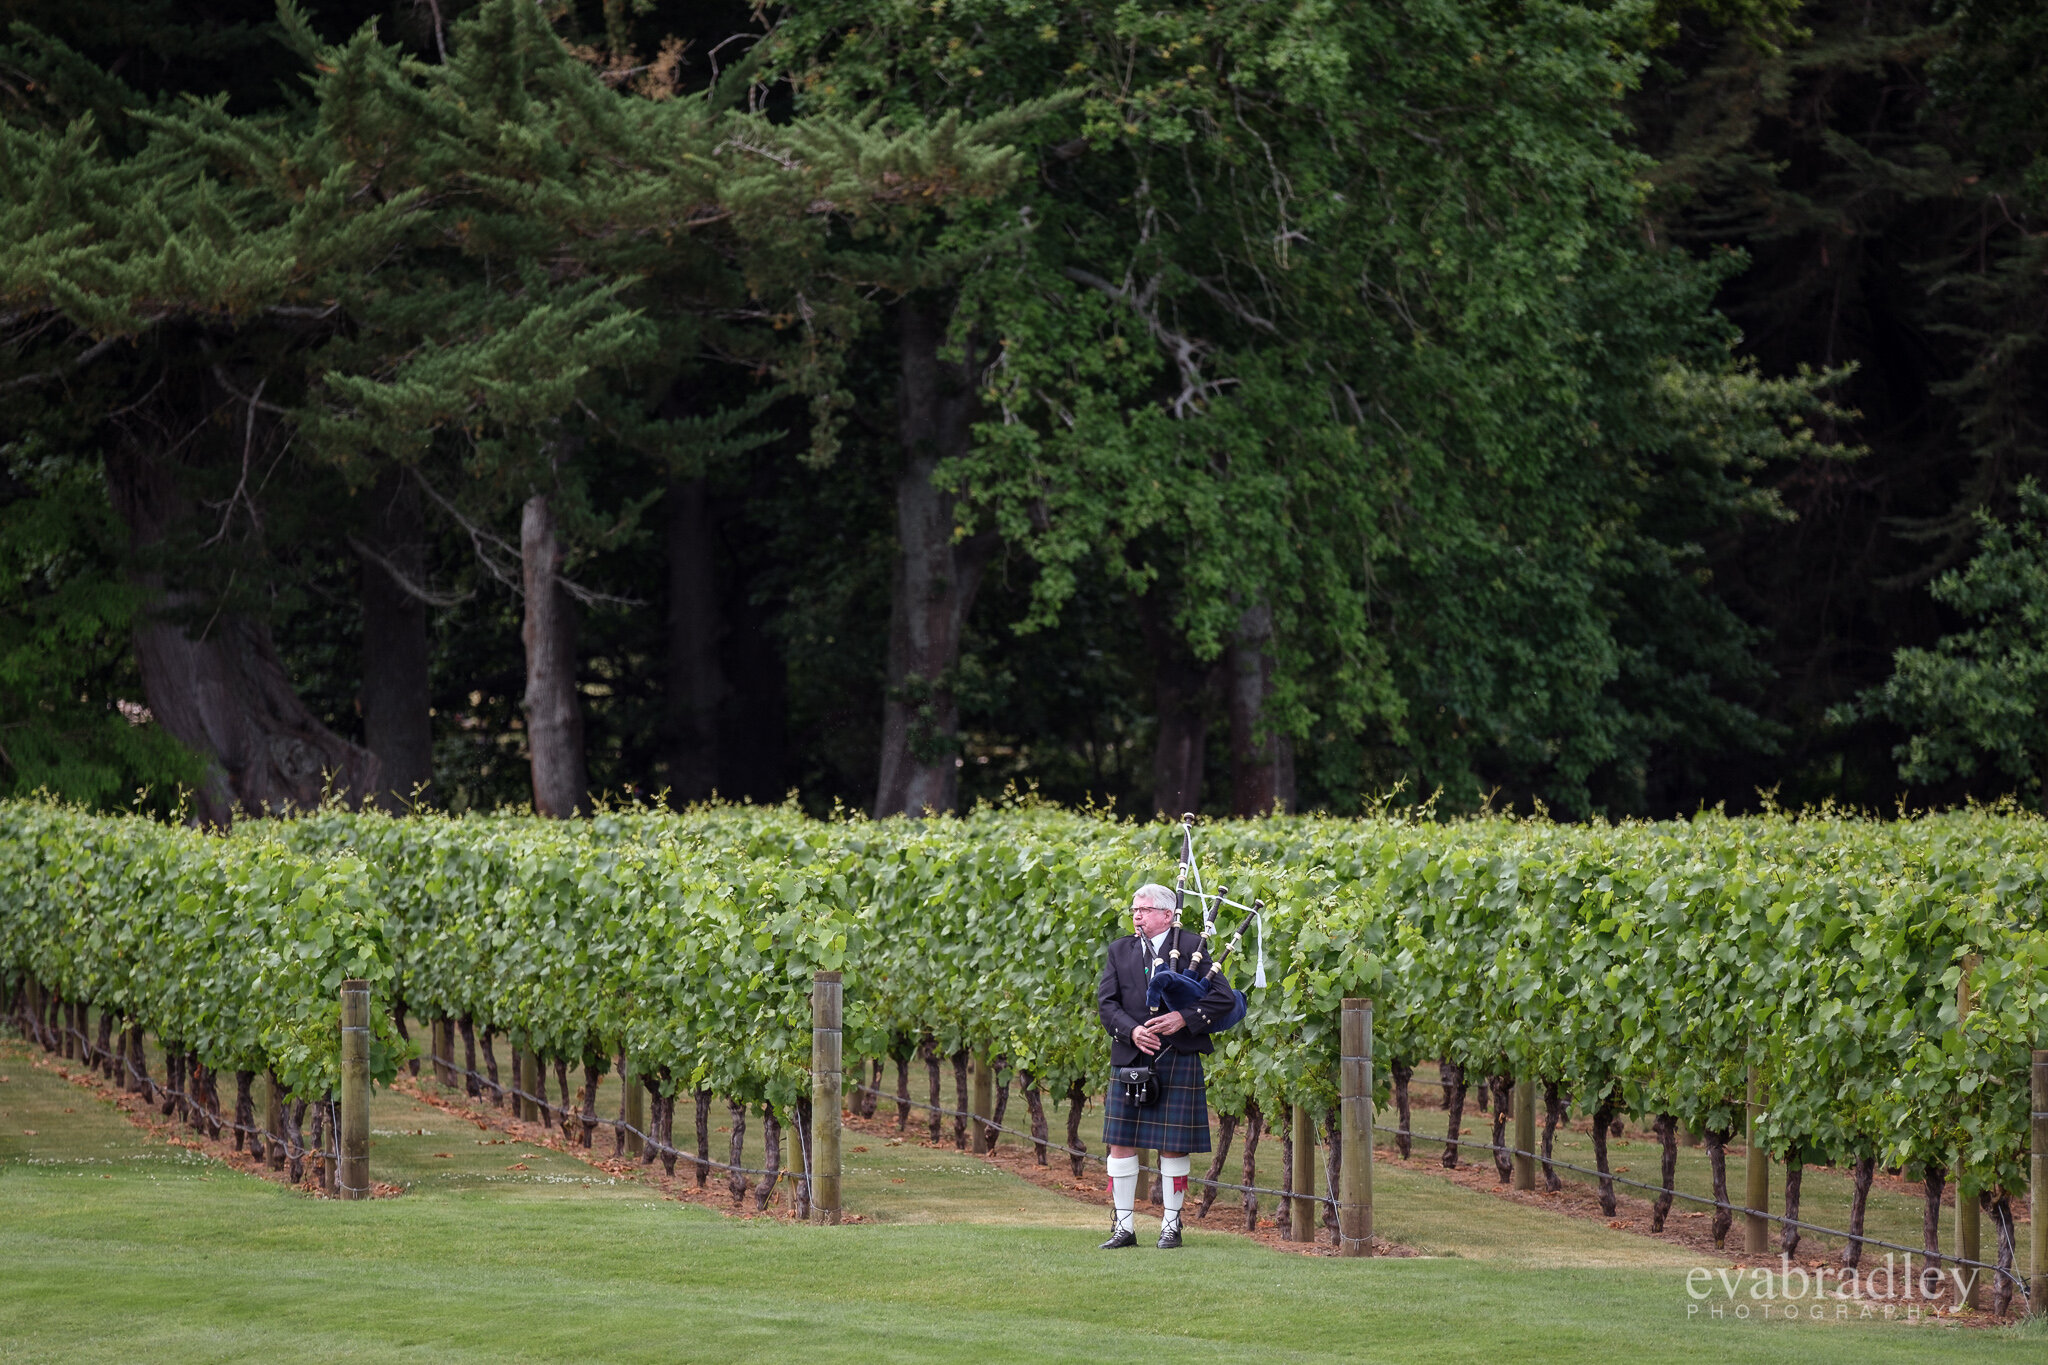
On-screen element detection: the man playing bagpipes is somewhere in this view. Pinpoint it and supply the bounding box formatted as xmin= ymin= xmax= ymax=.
xmin=1095 ymin=882 xmax=1241 ymax=1248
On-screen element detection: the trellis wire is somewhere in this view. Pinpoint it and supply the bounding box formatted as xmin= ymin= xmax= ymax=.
xmin=1380 ymin=1117 xmax=2028 ymax=1293
xmin=847 ymin=1080 xmax=1325 ymax=1207
xmin=17 ymin=1007 xmax=2032 ymax=1294
xmin=850 ymin=1077 xmax=2026 ymax=1290
xmin=423 ymin=1048 xmax=787 ymax=1182
xmin=32 ymin=1017 xmax=339 ymax=1164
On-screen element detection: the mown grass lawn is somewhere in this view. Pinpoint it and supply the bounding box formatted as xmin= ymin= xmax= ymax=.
xmin=3 ymin=1039 xmax=2040 ymax=1364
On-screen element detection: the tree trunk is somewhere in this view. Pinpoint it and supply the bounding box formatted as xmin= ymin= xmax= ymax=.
xmin=726 ymin=1097 xmax=749 ymax=1202
xmin=987 ymin=1061 xmax=1011 ymax=1152
xmin=1199 ymin=1113 xmax=1238 ymax=1219
xmin=1391 ymin=1058 xmax=1413 ymax=1158
xmin=1240 ymin=1099 xmax=1264 ymax=1231
xmin=1651 ymin=1114 xmax=1678 ymax=1231
xmin=1278 ymin=1109 xmax=1296 ymax=1238
xmin=1226 ymin=599 xmax=1293 ymax=816
xmin=235 ymin=1071 xmax=256 ymax=1157
xmin=458 ymin=1018 xmax=479 ymax=1098
xmin=950 ymin=1049 xmax=969 ymax=1150
xmin=664 ymin=476 xmax=722 ymax=804
xmin=1064 ymin=1078 xmax=1088 ymax=1178
xmin=286 ymin=1097 xmax=307 ymax=1185
xmin=520 ymin=493 xmax=587 ymax=818
xmin=1541 ymin=1080 xmax=1563 ymax=1192
xmin=694 ymin=1089 xmax=712 ymax=1187
xmin=1321 ymin=1110 xmax=1343 ymax=1239
xmin=1706 ymin=1127 xmax=1732 ymax=1248
xmin=1440 ymin=1060 xmax=1466 ymax=1169
xmin=921 ymin=1036 xmax=943 ymax=1144
xmin=1842 ymin=1154 xmax=1876 ymax=1268
xmin=792 ymin=1097 xmax=814 ymax=1219
xmin=358 ymin=467 xmax=433 ymax=811
xmin=1590 ymin=1090 xmax=1617 ymax=1216
xmin=1921 ymin=1162 xmax=1947 ymax=1291
xmin=638 ymin=1074 xmax=661 ymax=1165
xmin=480 ymin=1028 xmax=500 ymax=1104
xmin=127 ymin=1026 xmax=150 ymax=1099
xmin=579 ymin=1061 xmax=601 ymax=1148
xmin=107 ymin=433 xmax=379 ymax=827
xmin=895 ymin=1053 xmax=911 ymax=1132
xmin=657 ymin=1091 xmax=677 ymax=1176
xmin=1986 ymin=1191 xmax=2017 ymax=1315
xmin=873 ymin=297 xmax=992 ymax=818
xmin=1020 ymin=1070 xmax=1049 ymax=1165
xmin=1780 ymin=1156 xmax=1803 ymax=1256
xmin=1489 ymin=1073 xmax=1514 ymax=1183
xmin=754 ymin=1104 xmax=782 ymax=1212
xmin=1137 ymin=590 xmax=1219 ymax=817
xmin=857 ymin=1059 xmax=879 ymax=1119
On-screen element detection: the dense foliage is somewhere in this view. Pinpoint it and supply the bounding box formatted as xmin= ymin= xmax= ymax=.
xmin=5 ymin=800 xmax=2042 ymax=1218
xmin=0 ymin=0 xmax=1904 ymax=824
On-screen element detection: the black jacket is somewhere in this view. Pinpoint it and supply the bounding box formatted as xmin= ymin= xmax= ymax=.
xmin=1097 ymin=925 xmax=1239 ymax=1067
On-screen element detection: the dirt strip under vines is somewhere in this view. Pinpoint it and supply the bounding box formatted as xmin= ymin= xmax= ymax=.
xmin=12 ymin=1042 xmax=403 ymax=1199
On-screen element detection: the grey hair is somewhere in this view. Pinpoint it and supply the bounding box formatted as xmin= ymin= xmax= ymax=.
xmin=1131 ymin=883 xmax=1177 ymax=911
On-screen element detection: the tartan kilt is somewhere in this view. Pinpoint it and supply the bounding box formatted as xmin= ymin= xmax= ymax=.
xmin=1103 ymin=1048 xmax=1211 ymax=1154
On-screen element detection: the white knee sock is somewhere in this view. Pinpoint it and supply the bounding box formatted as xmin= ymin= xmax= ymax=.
xmin=1107 ymin=1154 xmax=1139 ymax=1233
xmin=1160 ymin=1155 xmax=1191 ymax=1228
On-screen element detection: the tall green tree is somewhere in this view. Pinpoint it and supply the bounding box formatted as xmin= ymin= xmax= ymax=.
xmin=772 ymin=0 xmax=1837 ymax=817
xmin=0 ymin=0 xmax=1038 ymax=820
xmin=1855 ymin=479 xmax=2048 ymax=810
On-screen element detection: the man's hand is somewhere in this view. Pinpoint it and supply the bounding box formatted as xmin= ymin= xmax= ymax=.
xmin=1150 ymin=1011 xmax=1187 ymax=1037
xmin=1131 ymin=1022 xmax=1164 ymax=1055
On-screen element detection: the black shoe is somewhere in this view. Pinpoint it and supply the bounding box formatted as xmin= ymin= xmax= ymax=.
xmin=1157 ymin=1217 xmax=1183 ymax=1249
xmin=1099 ymin=1223 xmax=1138 ymax=1249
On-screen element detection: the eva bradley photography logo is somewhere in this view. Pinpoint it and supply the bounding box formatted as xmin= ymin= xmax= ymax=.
xmin=1683 ymin=1253 xmax=1987 ymax=1323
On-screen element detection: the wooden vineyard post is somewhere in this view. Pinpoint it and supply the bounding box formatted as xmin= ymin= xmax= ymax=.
xmin=338 ymin=979 xmax=370 ymax=1200
xmin=1954 ymin=957 xmax=1980 ymax=1310
xmin=623 ymin=1054 xmax=644 ymax=1157
xmin=1290 ymin=1103 xmax=1317 ymax=1243
xmin=1744 ymin=1067 xmax=1769 ymax=1255
xmin=1512 ymin=1073 xmax=1536 ymax=1192
xmin=1338 ymin=999 xmax=1374 ymax=1256
xmin=811 ymin=970 xmax=842 ymax=1225
xmin=2030 ymin=1046 xmax=2046 ymax=1317
xmin=970 ymin=1054 xmax=994 ymax=1154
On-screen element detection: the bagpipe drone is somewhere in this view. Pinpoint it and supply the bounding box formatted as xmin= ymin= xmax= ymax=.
xmin=1141 ymin=815 xmax=1268 ymax=1032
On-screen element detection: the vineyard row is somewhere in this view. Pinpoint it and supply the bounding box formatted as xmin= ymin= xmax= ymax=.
xmin=2 ymin=800 xmax=2045 ymax=1294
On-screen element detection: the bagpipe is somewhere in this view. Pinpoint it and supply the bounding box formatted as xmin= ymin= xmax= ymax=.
xmin=1142 ymin=815 xmax=1268 ymax=1032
